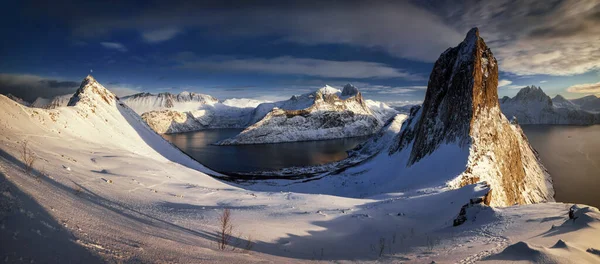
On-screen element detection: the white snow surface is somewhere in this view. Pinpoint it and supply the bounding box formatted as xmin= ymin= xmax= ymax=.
xmin=1 ymin=77 xmax=598 ymax=263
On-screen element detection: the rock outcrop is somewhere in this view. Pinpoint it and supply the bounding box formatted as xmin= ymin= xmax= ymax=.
xmin=389 ymin=28 xmax=554 ymax=206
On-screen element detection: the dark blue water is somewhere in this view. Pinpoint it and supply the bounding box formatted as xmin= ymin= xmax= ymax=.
xmin=522 ymin=125 xmax=600 ymax=208
xmin=163 ymin=129 xmax=369 ymax=173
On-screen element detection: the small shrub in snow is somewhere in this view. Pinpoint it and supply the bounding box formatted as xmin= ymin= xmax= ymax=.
xmin=217 ymin=208 xmax=234 ymax=250
xmin=20 ymin=141 xmax=37 ymax=175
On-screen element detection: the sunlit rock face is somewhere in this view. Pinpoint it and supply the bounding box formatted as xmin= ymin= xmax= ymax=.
xmin=389 ymin=28 xmax=554 ymax=206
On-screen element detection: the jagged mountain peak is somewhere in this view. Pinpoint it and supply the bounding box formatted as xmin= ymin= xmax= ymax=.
xmin=342 ymin=83 xmax=359 ymax=97
xmin=68 ymin=75 xmax=118 ymax=107
xmin=397 ymin=26 xmax=498 ymax=164
xmin=388 ymin=28 xmax=553 ymax=206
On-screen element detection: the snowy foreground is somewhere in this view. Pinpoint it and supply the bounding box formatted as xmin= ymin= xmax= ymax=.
xmin=1 ymin=78 xmax=600 ymax=263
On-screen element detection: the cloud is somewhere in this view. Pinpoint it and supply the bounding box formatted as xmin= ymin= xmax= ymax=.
xmin=423 ymin=0 xmax=600 ymax=76
xmin=540 ymin=80 xmax=547 ymax=83
xmin=567 ymin=81 xmax=600 ymax=94
xmin=0 ymin=73 xmax=141 ymax=102
xmin=100 ymin=42 xmax=127 ymax=52
xmin=142 ymin=28 xmax=181 ymax=43
xmin=43 ymin=1 xmax=462 ymax=62
xmin=174 ymin=54 xmax=423 ymax=80
xmin=0 ymin=73 xmax=79 ymax=102
xmin=498 ymin=79 xmax=513 ymax=87
xmin=361 ymin=85 xmax=427 ymax=94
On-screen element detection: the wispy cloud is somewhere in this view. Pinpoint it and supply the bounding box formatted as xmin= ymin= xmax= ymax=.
xmin=567 ymin=81 xmax=600 ymax=94
xmin=142 ymin=28 xmax=181 ymax=43
xmin=174 ymin=53 xmax=423 ymax=80
xmin=498 ymin=79 xmax=513 ymax=87
xmin=100 ymin=42 xmax=127 ymax=52
xmin=426 ymin=0 xmax=600 ymax=76
xmin=540 ymin=80 xmax=547 ymax=83
xmin=50 ymin=1 xmax=462 ymax=62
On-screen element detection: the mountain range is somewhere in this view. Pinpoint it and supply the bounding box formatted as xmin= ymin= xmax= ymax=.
xmin=500 ymin=85 xmax=600 ymax=124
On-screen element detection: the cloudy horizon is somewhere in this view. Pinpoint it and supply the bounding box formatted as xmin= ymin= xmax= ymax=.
xmin=1 ymin=0 xmax=599 ymax=103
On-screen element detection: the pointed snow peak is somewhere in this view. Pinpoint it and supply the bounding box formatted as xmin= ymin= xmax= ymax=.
xmin=68 ymin=75 xmax=118 ymax=107
xmin=317 ymin=85 xmax=341 ymax=95
xmin=341 ymin=83 xmax=359 ymax=97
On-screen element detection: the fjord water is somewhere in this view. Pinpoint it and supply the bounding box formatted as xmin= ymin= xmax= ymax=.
xmin=522 ymin=125 xmax=600 ymax=208
xmin=163 ymin=129 xmax=369 ymax=173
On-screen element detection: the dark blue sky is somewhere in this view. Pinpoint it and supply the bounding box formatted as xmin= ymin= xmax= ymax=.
xmin=1 ymin=0 xmax=599 ymax=104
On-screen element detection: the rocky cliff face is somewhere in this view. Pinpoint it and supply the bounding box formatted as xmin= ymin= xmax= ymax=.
xmin=217 ymin=85 xmax=382 ymax=145
xmin=389 ymin=28 xmax=554 ymax=206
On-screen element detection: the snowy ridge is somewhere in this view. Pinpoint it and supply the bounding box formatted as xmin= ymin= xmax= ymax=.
xmin=500 ymin=86 xmax=600 ymax=124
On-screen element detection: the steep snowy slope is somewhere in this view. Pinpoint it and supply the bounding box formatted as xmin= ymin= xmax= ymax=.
xmin=31 ymin=94 xmax=72 ymax=109
xmin=500 ymin=86 xmax=600 ymax=124
xmin=217 ymin=84 xmax=382 ymax=145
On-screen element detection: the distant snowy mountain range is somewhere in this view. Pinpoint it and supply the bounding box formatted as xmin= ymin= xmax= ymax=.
xmin=500 ymin=86 xmax=600 ymax=124
xmin=118 ymin=83 xmax=398 ymax=144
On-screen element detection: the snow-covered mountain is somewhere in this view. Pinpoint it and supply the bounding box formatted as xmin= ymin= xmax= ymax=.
xmin=571 ymin=95 xmax=600 ymax=112
xmin=217 ymin=84 xmax=385 ymax=145
xmin=121 ymin=91 xmax=219 ymax=113
xmin=30 ymin=94 xmax=72 ymax=109
xmin=131 ymin=83 xmax=398 ymax=136
xmin=345 ymin=28 xmax=554 ymax=207
xmin=552 ymin=94 xmax=579 ymax=110
xmin=121 ymin=92 xmax=269 ymax=133
xmin=500 ymin=86 xmax=600 ymax=124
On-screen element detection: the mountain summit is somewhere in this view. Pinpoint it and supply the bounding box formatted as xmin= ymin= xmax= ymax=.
xmin=68 ymin=75 xmax=118 ymax=107
xmin=388 ymin=28 xmax=553 ymax=206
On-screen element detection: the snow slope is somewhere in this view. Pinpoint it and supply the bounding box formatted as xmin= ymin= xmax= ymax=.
xmin=217 ymin=84 xmax=383 ymax=145
xmin=500 ymin=86 xmax=600 ymax=124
